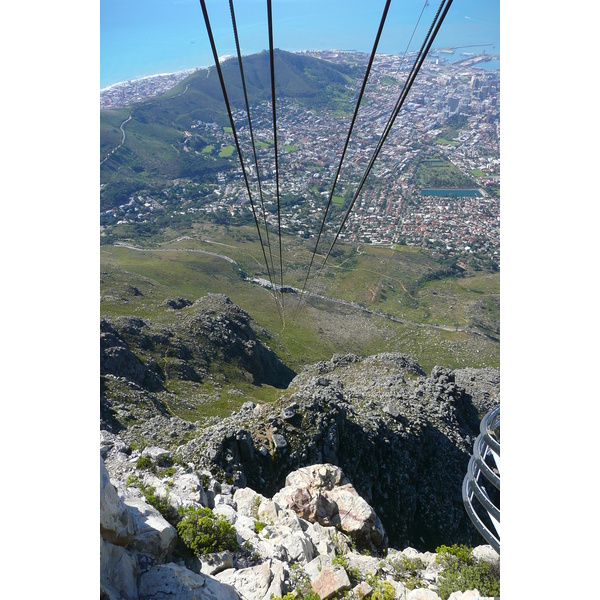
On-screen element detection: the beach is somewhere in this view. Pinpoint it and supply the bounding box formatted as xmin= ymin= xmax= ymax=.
xmin=100 ymin=68 xmax=201 ymax=109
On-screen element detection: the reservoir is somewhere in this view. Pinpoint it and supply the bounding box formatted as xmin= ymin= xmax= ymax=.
xmin=420 ymin=188 xmax=483 ymax=197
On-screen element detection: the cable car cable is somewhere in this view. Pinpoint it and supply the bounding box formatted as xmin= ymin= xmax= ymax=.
xmin=198 ymin=0 xmax=283 ymax=322
xmin=317 ymin=0 xmax=454 ymax=277
xmin=295 ymin=0 xmax=392 ymax=310
xmin=295 ymin=0 xmax=431 ymax=313
xmin=267 ymin=0 xmax=286 ymax=320
xmin=228 ymin=0 xmax=277 ymax=283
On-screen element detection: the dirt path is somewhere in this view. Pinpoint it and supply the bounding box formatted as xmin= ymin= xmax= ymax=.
xmin=101 ymin=114 xmax=132 ymax=165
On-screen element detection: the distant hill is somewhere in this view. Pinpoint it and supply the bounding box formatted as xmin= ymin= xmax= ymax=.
xmin=100 ymin=50 xmax=360 ymax=211
xmin=137 ymin=49 xmax=358 ymax=128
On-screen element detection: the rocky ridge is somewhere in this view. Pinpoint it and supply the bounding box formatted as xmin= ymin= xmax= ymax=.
xmin=102 ymin=343 xmax=499 ymax=550
xmin=100 ymin=294 xmax=501 ymax=597
xmin=101 ymin=449 xmax=499 ymax=600
xmin=167 ymin=353 xmax=498 ymax=550
xmin=101 ymin=294 xmax=296 ymax=430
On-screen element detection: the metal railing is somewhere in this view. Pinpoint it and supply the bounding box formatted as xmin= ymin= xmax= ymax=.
xmin=462 ymin=405 xmax=500 ymax=553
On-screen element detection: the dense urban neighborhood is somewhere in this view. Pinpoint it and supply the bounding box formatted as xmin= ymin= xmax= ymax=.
xmin=101 ymin=50 xmax=499 ymax=266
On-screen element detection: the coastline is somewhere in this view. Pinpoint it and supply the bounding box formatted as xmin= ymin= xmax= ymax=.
xmin=100 ymin=54 xmax=238 ymax=92
xmin=100 ymin=48 xmax=499 ymax=110
xmin=100 ymin=69 xmax=205 ymax=110
xmin=100 ymin=45 xmax=498 ymax=92
xmin=100 ymin=67 xmax=202 ymax=93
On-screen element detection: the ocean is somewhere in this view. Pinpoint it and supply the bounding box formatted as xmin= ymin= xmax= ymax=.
xmin=100 ymin=0 xmax=499 ymax=89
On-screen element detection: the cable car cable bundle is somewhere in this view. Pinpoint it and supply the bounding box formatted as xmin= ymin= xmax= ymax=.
xmin=198 ymin=0 xmax=455 ymax=322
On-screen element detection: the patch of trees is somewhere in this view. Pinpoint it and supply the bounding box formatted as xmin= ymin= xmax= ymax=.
xmin=101 ymin=180 xmax=146 ymax=212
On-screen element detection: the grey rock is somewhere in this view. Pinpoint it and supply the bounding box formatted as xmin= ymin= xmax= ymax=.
xmin=281 ymin=406 xmax=296 ymax=420
xmin=162 ymin=297 xmax=193 ymax=310
xmin=215 ymin=561 xmax=273 ymax=600
xmin=142 ymin=447 xmax=172 ymax=462
xmin=304 ymin=554 xmax=334 ymax=582
xmin=345 ymin=553 xmax=382 ymax=578
xmin=471 ymin=544 xmax=499 ymax=566
xmin=122 ymin=496 xmax=177 ymax=562
xmin=214 ymin=503 xmax=238 ymax=523
xmin=326 ymin=484 xmax=386 ymax=549
xmin=233 ymin=487 xmax=263 ymax=518
xmin=383 ymin=404 xmax=401 ymax=419
xmin=407 ymin=589 xmax=441 ymax=599
xmin=197 ymin=551 xmax=235 ymax=576
xmin=100 ymin=537 xmax=139 ymax=600
xmin=101 ymin=456 xmax=135 ymax=545
xmin=272 ymin=434 xmax=288 ymax=450
xmin=139 ymin=563 xmax=239 ymax=600
xmin=266 ymin=559 xmax=287 ymax=600
xmin=353 ymin=581 xmax=374 ymax=599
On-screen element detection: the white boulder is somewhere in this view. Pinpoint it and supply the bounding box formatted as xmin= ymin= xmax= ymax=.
xmin=100 ymin=537 xmax=139 ymax=600
xmin=122 ymin=495 xmax=177 ymax=562
xmin=101 ymin=456 xmax=135 ymax=545
xmin=139 ymin=563 xmax=239 ymax=600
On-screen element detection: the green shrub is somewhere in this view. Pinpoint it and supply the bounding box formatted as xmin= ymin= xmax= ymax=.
xmin=254 ymin=520 xmax=267 ymax=534
xmin=270 ymin=592 xmax=320 ymax=600
xmin=139 ymin=483 xmax=171 ymax=519
xmin=388 ymin=555 xmax=426 ymax=590
xmin=365 ymin=574 xmax=397 ymax=600
xmin=434 ymin=544 xmax=500 ymax=600
xmin=158 ymin=466 xmax=176 ymax=478
xmin=136 ymin=456 xmax=153 ymax=470
xmin=435 ymin=544 xmax=472 ymax=567
xmin=176 ymin=507 xmax=239 ymax=555
xmin=251 ymin=496 xmax=261 ymax=518
xmin=331 ymin=555 xmax=348 ymax=568
xmin=436 ymin=560 xmax=500 ymax=600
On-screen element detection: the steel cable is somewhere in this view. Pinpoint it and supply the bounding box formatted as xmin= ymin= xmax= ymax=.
xmin=294 ymin=0 xmax=392 ymax=312
xmin=267 ymin=0 xmax=286 ymax=321
xmin=198 ymin=0 xmax=283 ymax=322
xmin=317 ymin=0 xmax=454 ymax=278
xmin=228 ymin=0 xmax=278 ymax=285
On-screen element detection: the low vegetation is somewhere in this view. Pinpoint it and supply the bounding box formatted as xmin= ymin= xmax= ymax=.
xmin=100 ymin=223 xmax=498 ymax=421
xmin=388 ymin=555 xmax=427 ymax=590
xmin=435 ymin=544 xmax=500 ymax=600
xmin=175 ymin=507 xmax=239 ymax=556
xmin=101 ymin=225 xmax=498 ymax=374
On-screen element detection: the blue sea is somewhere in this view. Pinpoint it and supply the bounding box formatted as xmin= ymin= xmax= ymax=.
xmin=101 ymin=0 xmax=499 ymax=89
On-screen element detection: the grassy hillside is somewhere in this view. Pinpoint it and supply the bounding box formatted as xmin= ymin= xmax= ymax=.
xmin=101 ymin=224 xmax=499 ymax=380
xmin=100 ymin=50 xmax=360 ymax=207
xmin=99 ymin=50 xmax=499 ymax=421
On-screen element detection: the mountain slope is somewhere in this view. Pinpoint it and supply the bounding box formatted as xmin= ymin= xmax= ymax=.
xmin=101 ymin=288 xmax=499 ymax=552
xmin=101 ymin=294 xmax=296 ymax=432
xmin=100 ymin=50 xmax=360 ymax=207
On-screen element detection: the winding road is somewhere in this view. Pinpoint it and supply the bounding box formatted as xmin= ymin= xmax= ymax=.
xmin=110 ymin=242 xmax=498 ymax=342
xmin=101 ymin=114 xmax=132 ymax=165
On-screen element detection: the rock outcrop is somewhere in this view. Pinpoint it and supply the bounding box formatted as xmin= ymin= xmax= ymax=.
xmin=175 ymin=353 xmax=497 ymax=550
xmin=100 ymin=294 xmax=501 ymax=597
xmin=101 ymin=445 xmax=500 ymax=599
xmin=101 ymin=294 xmax=295 ymax=391
xmin=101 ymin=294 xmax=296 ymax=432
xmin=272 ymin=464 xmax=386 ymax=553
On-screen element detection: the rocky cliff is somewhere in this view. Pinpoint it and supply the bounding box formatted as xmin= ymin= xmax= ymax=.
xmin=101 ymin=294 xmax=500 ymax=598
xmin=170 ymin=353 xmax=498 ymax=551
xmin=101 ymin=450 xmax=499 ymax=600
